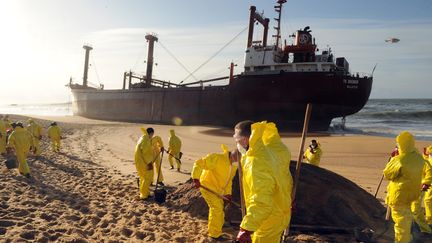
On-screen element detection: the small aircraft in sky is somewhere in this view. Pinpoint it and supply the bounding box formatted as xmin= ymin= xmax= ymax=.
xmin=385 ymin=38 xmax=400 ymax=43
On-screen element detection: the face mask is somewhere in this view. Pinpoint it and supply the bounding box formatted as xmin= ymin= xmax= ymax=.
xmin=237 ymin=143 xmax=247 ymax=155
xmin=429 ymin=154 xmax=432 ymax=159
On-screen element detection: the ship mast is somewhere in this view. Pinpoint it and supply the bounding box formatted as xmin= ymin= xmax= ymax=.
xmin=82 ymin=45 xmax=93 ymax=87
xmin=145 ymin=34 xmax=158 ymax=87
xmin=273 ymin=0 xmax=286 ymax=48
xmin=246 ymin=6 xmax=270 ymax=48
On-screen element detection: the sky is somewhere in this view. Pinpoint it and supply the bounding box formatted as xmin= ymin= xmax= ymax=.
xmin=0 ymin=0 xmax=431 ymax=105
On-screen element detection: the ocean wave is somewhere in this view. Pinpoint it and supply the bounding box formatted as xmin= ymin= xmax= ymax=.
xmin=357 ymin=110 xmax=432 ymax=121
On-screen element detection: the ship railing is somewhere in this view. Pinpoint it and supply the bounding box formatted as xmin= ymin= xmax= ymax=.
xmin=179 ymin=75 xmax=238 ymax=87
xmin=349 ymin=72 xmax=371 ymax=79
xmin=150 ymin=78 xmax=182 ymax=88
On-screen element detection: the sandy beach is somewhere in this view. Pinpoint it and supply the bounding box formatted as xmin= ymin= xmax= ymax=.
xmin=1 ymin=115 xmax=431 ymax=242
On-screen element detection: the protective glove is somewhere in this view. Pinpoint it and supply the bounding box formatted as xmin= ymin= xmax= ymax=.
xmin=223 ymin=195 xmax=232 ymax=202
xmin=147 ymin=163 xmax=153 ymax=170
xmin=424 ymin=147 xmax=429 ymax=157
xmin=391 ymin=147 xmax=399 ymax=157
xmin=236 ymin=228 xmax=252 ymax=243
xmin=6 ymin=147 xmax=13 ymax=154
xmin=193 ymin=179 xmax=201 ymax=189
xmin=160 ymin=146 xmax=165 ymax=152
xmin=422 ymin=184 xmax=430 ymax=192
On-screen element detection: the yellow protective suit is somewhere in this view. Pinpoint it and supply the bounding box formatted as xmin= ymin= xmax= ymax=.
xmin=411 ymin=158 xmax=432 ymax=233
xmin=134 ymin=128 xmax=154 ymax=199
xmin=423 ymin=145 xmax=432 ymax=224
xmin=47 ymin=124 xmax=62 ymax=152
xmin=383 ymin=131 xmax=427 ymax=243
xmin=3 ymin=117 xmax=12 ymax=131
xmin=150 ymin=135 xmax=164 ymax=183
xmin=7 ymin=126 xmax=33 ymax=176
xmin=240 ymin=121 xmax=292 ymax=242
xmin=168 ymin=129 xmax=182 ymax=170
xmin=191 ymin=144 xmax=238 ymax=238
xmin=303 ymin=143 xmax=323 ymax=166
xmin=0 ymin=119 xmax=6 ymax=154
xmin=262 ymin=122 xmax=293 ymax=229
xmin=27 ymin=119 xmax=43 ymax=156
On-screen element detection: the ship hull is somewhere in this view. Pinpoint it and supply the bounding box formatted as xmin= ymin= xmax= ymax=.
xmin=71 ymin=71 xmax=372 ymax=131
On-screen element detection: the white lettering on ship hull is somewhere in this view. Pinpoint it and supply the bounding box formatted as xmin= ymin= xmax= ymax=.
xmin=343 ymin=79 xmax=359 ymax=89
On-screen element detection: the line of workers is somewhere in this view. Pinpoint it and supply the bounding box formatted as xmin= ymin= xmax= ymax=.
xmin=134 ymin=127 xmax=183 ymax=200
xmin=0 ymin=115 xmax=62 ymax=178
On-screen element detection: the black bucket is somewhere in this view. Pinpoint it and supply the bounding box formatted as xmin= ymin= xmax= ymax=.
xmin=154 ymin=188 xmax=167 ymax=204
xmin=5 ymin=156 xmax=17 ymax=169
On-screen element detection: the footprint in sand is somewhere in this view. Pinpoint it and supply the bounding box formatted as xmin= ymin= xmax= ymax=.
xmin=40 ymin=212 xmax=56 ymax=222
xmin=19 ymin=230 xmax=37 ymax=240
xmin=0 ymin=220 xmax=16 ymax=227
xmin=121 ymin=227 xmax=133 ymax=237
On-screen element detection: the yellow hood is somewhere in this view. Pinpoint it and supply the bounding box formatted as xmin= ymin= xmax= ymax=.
xmin=396 ymin=131 xmax=415 ymax=154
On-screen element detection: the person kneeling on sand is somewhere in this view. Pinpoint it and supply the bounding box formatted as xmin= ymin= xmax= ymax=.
xmin=191 ymin=144 xmax=238 ymax=240
xmin=147 ymin=127 xmax=165 ymax=186
xmin=47 ymin=122 xmax=62 ymax=152
xmin=7 ymin=122 xmax=34 ymax=178
xmin=134 ymin=128 xmax=154 ymax=200
xmin=234 ymin=121 xmax=292 ymax=243
xmin=384 ymin=131 xmax=432 ymax=243
xmin=303 ymin=139 xmax=323 ymax=166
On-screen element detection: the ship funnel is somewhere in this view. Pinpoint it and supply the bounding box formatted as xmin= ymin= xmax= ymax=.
xmin=82 ymin=45 xmax=93 ymax=87
xmin=145 ymin=34 xmax=158 ymax=86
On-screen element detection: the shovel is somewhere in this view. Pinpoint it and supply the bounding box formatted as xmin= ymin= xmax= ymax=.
xmin=163 ymin=149 xmax=182 ymax=164
xmin=199 ymin=184 xmax=241 ymax=208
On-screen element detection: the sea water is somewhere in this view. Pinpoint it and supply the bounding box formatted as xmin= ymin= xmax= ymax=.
xmin=330 ymin=99 xmax=432 ymax=141
xmin=0 ymin=103 xmax=72 ymax=117
xmin=0 ymin=99 xmax=431 ymax=140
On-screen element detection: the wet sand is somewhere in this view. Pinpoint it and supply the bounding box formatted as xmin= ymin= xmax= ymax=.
xmin=1 ymin=115 xmax=431 ymax=242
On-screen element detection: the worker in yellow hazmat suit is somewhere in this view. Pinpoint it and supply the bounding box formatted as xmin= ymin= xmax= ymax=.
xmin=47 ymin=122 xmax=62 ymax=152
xmin=3 ymin=115 xmax=12 ymax=131
xmin=147 ymin=127 xmax=165 ymax=185
xmin=0 ymin=117 xmax=6 ymax=155
xmin=7 ymin=122 xmax=33 ymax=177
xmin=422 ymin=145 xmax=432 ymax=225
xmin=262 ymin=122 xmax=293 ymax=230
xmin=191 ymin=144 xmax=238 ymax=239
xmin=134 ymin=128 xmax=154 ymax=200
xmin=384 ymin=131 xmax=430 ymax=243
xmin=168 ymin=129 xmax=182 ymax=171
xmin=27 ymin=119 xmax=43 ymax=156
xmin=234 ymin=121 xmax=292 ymax=243
xmin=411 ymin=155 xmax=432 ymax=234
xmin=303 ymin=139 xmax=323 ymax=166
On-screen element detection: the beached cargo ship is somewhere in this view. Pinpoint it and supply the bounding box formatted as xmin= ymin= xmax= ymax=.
xmin=69 ymin=0 xmax=373 ymax=131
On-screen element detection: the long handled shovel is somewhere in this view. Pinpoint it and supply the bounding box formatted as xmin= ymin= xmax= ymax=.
xmin=374 ymin=175 xmax=384 ymax=198
xmin=199 ymin=184 xmax=241 ymax=208
xmin=164 ymin=149 xmax=182 ymax=164
xmin=154 ymin=149 xmax=164 ymax=191
xmin=154 ymin=150 xmax=168 ymax=204
xmin=283 ymin=103 xmax=313 ymax=241
xmin=374 ymin=157 xmax=392 ymax=198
